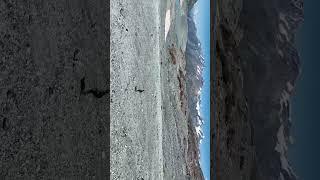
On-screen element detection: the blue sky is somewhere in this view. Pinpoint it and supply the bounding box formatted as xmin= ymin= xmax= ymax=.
xmin=289 ymin=1 xmax=320 ymax=179
xmin=192 ymin=0 xmax=211 ymax=179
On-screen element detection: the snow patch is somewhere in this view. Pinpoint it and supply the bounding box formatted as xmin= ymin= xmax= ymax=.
xmin=278 ymin=49 xmax=284 ymax=58
xmin=180 ymin=0 xmax=184 ymax=7
xmin=279 ymin=23 xmax=290 ymax=42
xmin=279 ymin=13 xmax=289 ymax=29
xmin=280 ymin=90 xmax=290 ymax=108
xmin=275 ymin=125 xmax=290 ymax=173
xmin=275 ymin=125 xmax=288 ymax=153
xmin=286 ymin=82 xmax=294 ymax=92
xmin=279 ymin=172 xmax=285 ymax=180
xmin=195 ymin=87 xmax=204 ymax=142
xmin=195 ymin=126 xmax=202 ymax=137
xmin=275 ymin=124 xmax=297 ymax=179
xmin=165 ymin=9 xmax=171 ymax=41
xmin=279 ymin=89 xmax=290 ymax=122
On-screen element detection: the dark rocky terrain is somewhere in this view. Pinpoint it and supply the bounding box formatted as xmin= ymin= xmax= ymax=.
xmin=213 ymin=0 xmax=303 ymax=179
xmin=0 ymin=0 xmax=110 ymax=178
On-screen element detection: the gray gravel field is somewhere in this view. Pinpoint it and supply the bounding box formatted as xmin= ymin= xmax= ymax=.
xmin=110 ymin=0 xmax=205 ymax=179
xmin=110 ymin=0 xmax=163 ymax=179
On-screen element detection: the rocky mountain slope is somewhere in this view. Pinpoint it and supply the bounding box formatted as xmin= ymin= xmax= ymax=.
xmin=185 ymin=10 xmax=206 ymax=180
xmin=214 ymin=0 xmax=303 ymax=179
xmin=161 ymin=0 xmax=205 ymax=179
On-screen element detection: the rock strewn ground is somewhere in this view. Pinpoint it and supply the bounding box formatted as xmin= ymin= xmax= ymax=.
xmin=110 ymin=0 xmax=163 ymax=179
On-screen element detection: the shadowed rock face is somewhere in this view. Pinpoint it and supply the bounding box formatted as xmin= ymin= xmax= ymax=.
xmin=215 ymin=0 xmax=303 ymax=179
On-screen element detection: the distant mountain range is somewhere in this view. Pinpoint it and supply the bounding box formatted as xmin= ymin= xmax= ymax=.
xmin=184 ymin=2 xmax=206 ymax=179
xmin=186 ymin=11 xmax=205 ymax=140
xmin=215 ymin=0 xmax=304 ymax=179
